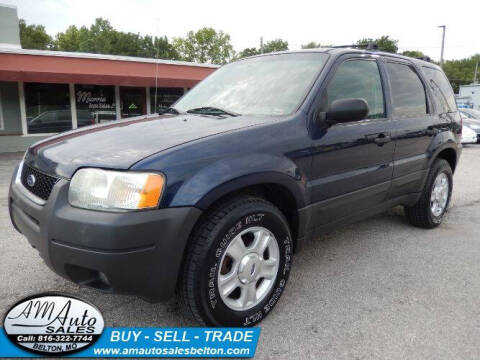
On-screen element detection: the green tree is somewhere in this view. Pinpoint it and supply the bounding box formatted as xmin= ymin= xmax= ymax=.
xmin=401 ymin=50 xmax=426 ymax=58
xmin=301 ymin=42 xmax=334 ymax=49
xmin=56 ymin=19 xmax=116 ymax=54
xmin=237 ymin=47 xmax=260 ymax=59
xmin=356 ymin=35 xmax=398 ymax=53
xmin=443 ymin=54 xmax=480 ymax=93
xmin=262 ymin=39 xmax=289 ymax=53
xmin=83 ymin=18 xmax=116 ymax=54
xmin=19 ymin=19 xmax=53 ymax=50
xmin=54 ymin=18 xmax=179 ymax=60
xmin=237 ymin=39 xmax=289 ymax=59
xmin=173 ymin=27 xmax=234 ymax=64
xmin=55 ymin=25 xmax=82 ymax=51
xmin=301 ymin=41 xmax=321 ymax=49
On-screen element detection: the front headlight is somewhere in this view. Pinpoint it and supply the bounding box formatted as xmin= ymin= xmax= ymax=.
xmin=69 ymin=168 xmax=165 ymax=211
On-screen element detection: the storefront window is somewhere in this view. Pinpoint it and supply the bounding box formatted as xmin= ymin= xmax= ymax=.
xmin=75 ymin=85 xmax=116 ymax=126
xmin=25 ymin=83 xmax=71 ymax=134
xmin=150 ymin=87 xmax=184 ymax=114
xmin=120 ymin=87 xmax=146 ymax=118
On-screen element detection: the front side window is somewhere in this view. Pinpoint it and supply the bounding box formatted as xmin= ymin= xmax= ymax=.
xmin=323 ymin=59 xmax=385 ymax=119
xmin=422 ymin=67 xmax=456 ymax=114
xmin=174 ymin=53 xmax=329 ymax=116
xmin=386 ymin=62 xmax=427 ymax=118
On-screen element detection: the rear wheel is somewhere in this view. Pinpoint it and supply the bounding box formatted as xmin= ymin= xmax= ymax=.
xmin=405 ymin=159 xmax=452 ymax=229
xmin=178 ymin=196 xmax=293 ymax=326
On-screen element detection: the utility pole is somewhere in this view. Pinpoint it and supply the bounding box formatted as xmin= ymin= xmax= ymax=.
xmin=260 ymin=37 xmax=264 ymax=54
xmin=438 ymin=25 xmax=446 ymax=67
xmin=474 ymin=61 xmax=479 ymax=84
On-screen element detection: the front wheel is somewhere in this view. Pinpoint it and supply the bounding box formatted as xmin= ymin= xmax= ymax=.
xmin=405 ymin=159 xmax=453 ymax=229
xmin=178 ymin=196 xmax=293 ymax=326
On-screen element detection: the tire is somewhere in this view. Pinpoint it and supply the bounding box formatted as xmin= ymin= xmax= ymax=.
xmin=178 ymin=196 xmax=293 ymax=326
xmin=405 ymin=159 xmax=453 ymax=229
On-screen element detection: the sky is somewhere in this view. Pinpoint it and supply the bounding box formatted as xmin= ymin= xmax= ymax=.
xmin=2 ymin=0 xmax=479 ymax=61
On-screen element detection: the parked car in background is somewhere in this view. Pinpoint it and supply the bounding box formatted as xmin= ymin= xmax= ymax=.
xmin=28 ymin=109 xmax=94 ymax=133
xmin=92 ymin=110 xmax=117 ymax=123
xmin=460 ymin=108 xmax=480 ymax=120
xmin=9 ymin=48 xmax=462 ymax=327
xmin=460 ymin=112 xmax=480 ymax=143
xmin=460 ymin=109 xmax=480 ymax=143
xmin=461 ymin=124 xmax=477 ymax=144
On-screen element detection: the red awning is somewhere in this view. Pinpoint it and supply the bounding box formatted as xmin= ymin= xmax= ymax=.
xmin=0 ymin=52 xmax=216 ymax=87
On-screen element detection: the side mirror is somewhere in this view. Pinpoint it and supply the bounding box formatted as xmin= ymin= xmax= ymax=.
xmin=316 ymin=98 xmax=369 ymax=127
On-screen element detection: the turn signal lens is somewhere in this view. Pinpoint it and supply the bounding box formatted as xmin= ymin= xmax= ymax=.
xmin=138 ymin=174 xmax=165 ymax=209
xmin=69 ymin=168 xmax=165 ymax=211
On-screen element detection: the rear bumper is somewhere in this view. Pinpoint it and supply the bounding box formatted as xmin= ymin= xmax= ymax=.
xmin=9 ymin=163 xmax=202 ymax=301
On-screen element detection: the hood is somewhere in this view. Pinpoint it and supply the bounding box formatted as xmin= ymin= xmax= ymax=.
xmin=25 ymin=114 xmax=270 ymax=178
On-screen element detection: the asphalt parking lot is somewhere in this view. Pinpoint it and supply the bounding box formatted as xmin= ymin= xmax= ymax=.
xmin=1 ymin=147 xmax=480 ymax=360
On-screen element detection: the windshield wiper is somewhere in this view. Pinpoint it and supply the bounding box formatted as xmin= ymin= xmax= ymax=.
xmin=163 ymin=107 xmax=184 ymax=115
xmin=186 ymin=107 xmax=240 ymax=117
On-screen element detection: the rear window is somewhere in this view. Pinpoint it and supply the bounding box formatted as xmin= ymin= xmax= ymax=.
xmin=422 ymin=67 xmax=457 ymax=113
xmin=386 ymin=62 xmax=428 ymax=118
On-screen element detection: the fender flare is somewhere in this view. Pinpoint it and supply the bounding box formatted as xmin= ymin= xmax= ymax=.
xmin=427 ymin=139 xmax=458 ymax=171
xmin=195 ymin=171 xmax=306 ymax=210
xmin=168 ymin=154 xmax=308 ymax=210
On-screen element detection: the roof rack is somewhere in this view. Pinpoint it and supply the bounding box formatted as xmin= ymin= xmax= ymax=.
xmin=332 ymin=43 xmax=378 ymax=50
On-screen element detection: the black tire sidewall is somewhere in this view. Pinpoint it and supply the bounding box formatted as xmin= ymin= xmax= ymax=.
xmin=198 ymin=203 xmax=292 ymax=327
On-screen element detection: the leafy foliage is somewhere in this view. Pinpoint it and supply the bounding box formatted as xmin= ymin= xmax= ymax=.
xmin=237 ymin=47 xmax=260 ymax=58
xmin=237 ymin=39 xmax=289 ymax=59
xmin=401 ymin=50 xmax=426 ymax=58
xmin=443 ymin=54 xmax=480 ymax=92
xmin=19 ymin=19 xmax=54 ymax=49
xmin=357 ymin=35 xmax=398 ymax=53
xmin=301 ymin=42 xmax=322 ymax=49
xmin=262 ymin=39 xmax=289 ymax=53
xmin=172 ymin=27 xmax=234 ymax=64
xmin=54 ymin=18 xmax=179 ymax=59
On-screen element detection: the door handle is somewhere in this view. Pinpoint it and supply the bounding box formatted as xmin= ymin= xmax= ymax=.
xmin=373 ymin=133 xmax=391 ymax=146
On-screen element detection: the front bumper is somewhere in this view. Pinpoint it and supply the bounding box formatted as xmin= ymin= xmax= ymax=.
xmin=8 ymin=163 xmax=202 ymax=301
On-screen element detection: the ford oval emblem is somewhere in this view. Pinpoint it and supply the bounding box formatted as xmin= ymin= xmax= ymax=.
xmin=26 ymin=174 xmax=35 ymax=187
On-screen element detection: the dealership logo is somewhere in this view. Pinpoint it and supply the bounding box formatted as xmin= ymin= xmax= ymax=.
xmin=26 ymin=174 xmax=35 ymax=187
xmin=3 ymin=293 xmax=104 ymax=355
xmin=76 ymin=91 xmax=107 ymax=104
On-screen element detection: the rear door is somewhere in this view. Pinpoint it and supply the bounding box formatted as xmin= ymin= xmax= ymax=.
xmin=309 ymin=54 xmax=395 ymax=226
xmin=384 ymin=59 xmax=439 ymax=198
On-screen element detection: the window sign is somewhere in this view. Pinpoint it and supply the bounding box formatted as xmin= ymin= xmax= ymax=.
xmin=75 ymin=85 xmax=116 ymax=125
xmin=120 ymin=87 xmax=146 ymax=118
xmin=150 ymin=87 xmax=184 ymax=114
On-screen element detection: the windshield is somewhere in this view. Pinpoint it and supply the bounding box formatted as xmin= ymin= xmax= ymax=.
xmin=174 ymin=53 xmax=329 ymax=116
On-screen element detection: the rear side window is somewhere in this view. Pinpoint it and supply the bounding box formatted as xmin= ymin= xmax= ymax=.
xmin=386 ymin=62 xmax=427 ymax=118
xmin=422 ymin=67 xmax=456 ymax=113
xmin=325 ymin=59 xmax=385 ymax=119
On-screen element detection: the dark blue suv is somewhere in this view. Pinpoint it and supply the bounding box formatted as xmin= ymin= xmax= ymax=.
xmin=9 ymin=48 xmax=462 ymax=326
